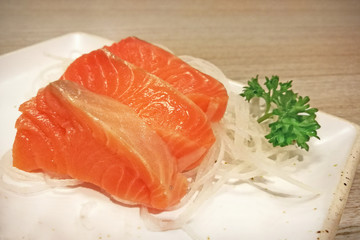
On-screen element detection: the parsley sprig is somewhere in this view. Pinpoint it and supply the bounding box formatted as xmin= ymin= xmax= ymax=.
xmin=240 ymin=75 xmax=320 ymax=151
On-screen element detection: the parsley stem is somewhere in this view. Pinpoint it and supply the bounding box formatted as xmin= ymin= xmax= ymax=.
xmin=257 ymin=112 xmax=273 ymax=123
xmin=264 ymin=100 xmax=271 ymax=115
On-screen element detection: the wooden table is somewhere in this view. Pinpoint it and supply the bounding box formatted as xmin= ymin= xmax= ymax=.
xmin=1 ymin=0 xmax=359 ymax=239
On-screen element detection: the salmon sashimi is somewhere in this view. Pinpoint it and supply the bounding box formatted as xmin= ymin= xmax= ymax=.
xmin=13 ymin=80 xmax=188 ymax=210
xmin=60 ymin=49 xmax=215 ymax=172
xmin=104 ymin=37 xmax=229 ymax=122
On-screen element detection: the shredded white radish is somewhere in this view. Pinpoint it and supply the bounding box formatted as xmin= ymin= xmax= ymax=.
xmin=0 ymin=49 xmax=320 ymax=235
xmin=33 ymin=51 xmax=82 ymax=89
xmin=0 ymin=150 xmax=82 ymax=195
xmin=139 ymin=56 xmax=321 ymax=232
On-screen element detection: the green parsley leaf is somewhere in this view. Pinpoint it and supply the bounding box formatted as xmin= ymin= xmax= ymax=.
xmin=240 ymin=75 xmax=320 ymax=151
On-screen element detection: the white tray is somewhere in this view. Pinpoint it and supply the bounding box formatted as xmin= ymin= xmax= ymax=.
xmin=0 ymin=32 xmax=359 ymax=240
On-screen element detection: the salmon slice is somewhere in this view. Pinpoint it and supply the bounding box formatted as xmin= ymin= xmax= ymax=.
xmin=104 ymin=37 xmax=229 ymax=122
xmin=60 ymin=49 xmax=215 ymax=172
xmin=13 ymin=80 xmax=188 ymax=210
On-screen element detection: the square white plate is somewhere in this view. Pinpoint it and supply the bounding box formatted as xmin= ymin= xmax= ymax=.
xmin=0 ymin=32 xmax=359 ymax=240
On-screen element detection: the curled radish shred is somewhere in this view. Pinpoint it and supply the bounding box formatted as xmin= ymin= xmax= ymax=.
xmin=0 ymin=151 xmax=82 ymax=195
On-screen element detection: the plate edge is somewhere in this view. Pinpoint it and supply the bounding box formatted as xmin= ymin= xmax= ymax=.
xmin=0 ymin=32 xmax=112 ymax=58
xmin=320 ymin=123 xmax=360 ymax=239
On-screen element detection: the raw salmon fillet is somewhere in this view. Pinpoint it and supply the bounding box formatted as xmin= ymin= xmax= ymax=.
xmin=13 ymin=80 xmax=188 ymax=210
xmin=60 ymin=49 xmax=215 ymax=172
xmin=105 ymin=37 xmax=229 ymax=122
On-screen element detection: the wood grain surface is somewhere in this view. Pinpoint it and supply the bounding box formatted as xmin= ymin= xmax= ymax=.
xmin=1 ymin=0 xmax=359 ymax=239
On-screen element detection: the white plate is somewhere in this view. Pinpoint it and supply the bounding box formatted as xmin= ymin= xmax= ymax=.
xmin=0 ymin=32 xmax=359 ymax=240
